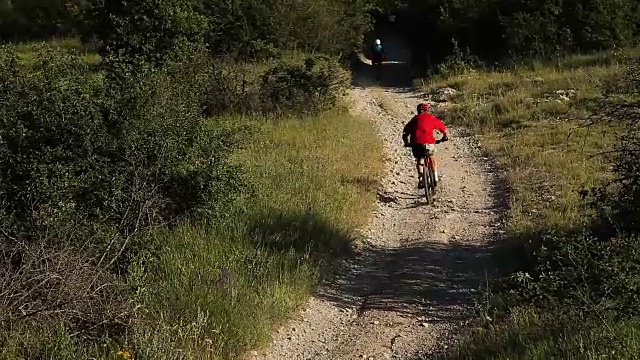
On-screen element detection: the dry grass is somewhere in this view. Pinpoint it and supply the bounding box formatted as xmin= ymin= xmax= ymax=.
xmin=421 ymin=50 xmax=640 ymax=359
xmin=8 ymin=37 xmax=101 ymax=66
xmin=130 ymin=109 xmax=383 ymax=359
xmin=421 ymin=53 xmax=629 ymax=239
xmin=0 ymin=108 xmax=382 ymax=359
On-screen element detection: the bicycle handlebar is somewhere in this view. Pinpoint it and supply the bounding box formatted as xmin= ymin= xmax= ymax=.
xmin=404 ymin=138 xmax=448 ymax=147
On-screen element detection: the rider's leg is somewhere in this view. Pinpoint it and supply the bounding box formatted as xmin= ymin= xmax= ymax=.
xmin=431 ymin=156 xmax=439 ymax=183
xmin=416 ymin=158 xmax=425 ymax=189
xmin=416 ymin=158 xmax=424 ymax=177
xmin=411 ymin=145 xmax=426 ymax=188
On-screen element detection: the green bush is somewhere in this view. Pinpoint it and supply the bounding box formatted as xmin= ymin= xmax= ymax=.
xmin=89 ymin=0 xmax=208 ymax=66
xmin=198 ymin=55 xmax=349 ymax=117
xmin=200 ymin=60 xmax=263 ymax=117
xmin=594 ymin=60 xmax=640 ymax=234
xmin=0 ymin=46 xmax=240 ymax=340
xmin=0 ymin=47 xmax=107 ymax=244
xmin=508 ymin=232 xmax=640 ymax=317
xmin=260 ymin=56 xmax=349 ymax=115
xmin=200 ymin=0 xmax=373 ymax=60
xmin=0 ymin=47 xmax=235 ymax=251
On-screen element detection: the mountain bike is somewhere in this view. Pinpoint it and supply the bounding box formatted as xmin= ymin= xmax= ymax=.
xmin=406 ymin=138 xmax=447 ymax=204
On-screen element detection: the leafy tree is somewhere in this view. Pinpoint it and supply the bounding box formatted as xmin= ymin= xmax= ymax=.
xmin=199 ymin=0 xmax=373 ymax=60
xmin=89 ymin=0 xmax=208 ymax=66
xmin=0 ymin=0 xmax=87 ymax=39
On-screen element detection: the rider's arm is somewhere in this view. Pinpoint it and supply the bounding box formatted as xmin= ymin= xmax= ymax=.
xmin=435 ymin=117 xmax=449 ymax=140
xmin=402 ymin=117 xmax=416 ymax=145
xmin=402 ymin=132 xmax=411 ymax=145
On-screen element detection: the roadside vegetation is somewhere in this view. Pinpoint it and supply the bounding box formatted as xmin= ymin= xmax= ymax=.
xmin=3 ymin=0 xmax=640 ymax=358
xmin=381 ymin=0 xmax=640 ymax=357
xmin=0 ymin=0 xmax=382 ymax=358
xmin=421 ymin=44 xmax=640 ymax=360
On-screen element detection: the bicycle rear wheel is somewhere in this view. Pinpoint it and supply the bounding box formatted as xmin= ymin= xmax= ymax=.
xmin=423 ymin=161 xmax=432 ymax=204
xmin=428 ymin=157 xmax=437 ymax=195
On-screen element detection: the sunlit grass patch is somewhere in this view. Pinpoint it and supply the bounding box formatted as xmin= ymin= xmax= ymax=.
xmin=422 ymin=50 xmax=640 ymax=359
xmin=133 ymin=110 xmax=383 ymax=359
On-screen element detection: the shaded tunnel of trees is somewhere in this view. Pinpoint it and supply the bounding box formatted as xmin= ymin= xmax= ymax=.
xmin=369 ymin=0 xmax=640 ymax=70
xmin=2 ymin=0 xmax=639 ymax=68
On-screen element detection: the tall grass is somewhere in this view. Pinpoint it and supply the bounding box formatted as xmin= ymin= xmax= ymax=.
xmin=7 ymin=37 xmax=101 ymax=65
xmin=423 ymin=54 xmax=628 ymax=238
xmin=420 ymin=51 xmax=640 ymax=358
xmin=0 ymin=37 xmax=380 ymax=359
xmin=131 ymin=110 xmax=382 ymax=359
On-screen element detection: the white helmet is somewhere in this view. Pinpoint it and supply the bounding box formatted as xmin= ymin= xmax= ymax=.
xmin=375 ymin=39 xmax=381 ymax=45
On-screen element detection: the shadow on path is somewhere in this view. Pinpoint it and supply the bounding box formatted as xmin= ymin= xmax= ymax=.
xmin=317 ymin=240 xmax=494 ymax=320
xmin=312 ymin=141 xmax=509 ymax=323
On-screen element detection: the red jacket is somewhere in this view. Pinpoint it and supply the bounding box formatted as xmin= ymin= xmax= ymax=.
xmin=403 ymin=113 xmax=447 ymax=144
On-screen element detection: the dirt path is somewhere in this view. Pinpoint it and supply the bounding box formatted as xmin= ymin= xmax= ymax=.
xmin=254 ymin=33 xmax=506 ymax=360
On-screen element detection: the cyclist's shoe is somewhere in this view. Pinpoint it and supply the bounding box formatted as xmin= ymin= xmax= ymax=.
xmin=417 ymin=178 xmax=425 ymax=189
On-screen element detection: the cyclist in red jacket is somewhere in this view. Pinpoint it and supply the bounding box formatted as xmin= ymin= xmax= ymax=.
xmin=402 ymin=103 xmax=449 ymax=189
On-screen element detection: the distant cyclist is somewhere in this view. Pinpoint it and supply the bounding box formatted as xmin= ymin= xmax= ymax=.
xmin=402 ymin=103 xmax=449 ymax=189
xmin=371 ymin=39 xmax=386 ymax=66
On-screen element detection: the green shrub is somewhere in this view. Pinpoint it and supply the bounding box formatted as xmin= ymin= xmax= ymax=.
xmin=200 ymin=60 xmax=263 ymax=117
xmin=260 ymin=56 xmax=349 ymax=115
xmin=89 ymin=0 xmax=208 ymax=66
xmin=508 ymin=232 xmax=640 ymax=317
xmin=200 ymin=0 xmax=373 ymax=60
xmin=0 ymin=47 xmax=107 ymax=244
xmin=0 ymin=46 xmax=240 ymax=341
xmin=591 ymin=60 xmax=640 ymax=234
xmin=0 ymin=47 xmax=236 ymax=251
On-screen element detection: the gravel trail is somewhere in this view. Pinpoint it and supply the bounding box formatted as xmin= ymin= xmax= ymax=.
xmin=254 ymin=31 xmax=506 ymax=360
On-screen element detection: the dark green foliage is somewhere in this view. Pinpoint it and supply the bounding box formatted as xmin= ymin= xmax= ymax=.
xmin=509 ymin=232 xmax=640 ymax=317
xmin=260 ymin=56 xmax=348 ymax=115
xmin=500 ymin=0 xmax=572 ymax=59
xmin=0 ymin=46 xmax=238 ymax=261
xmin=89 ymin=0 xmax=208 ymax=66
xmin=597 ymin=60 xmax=640 ymax=234
xmin=200 ymin=62 xmax=263 ymax=116
xmin=0 ymin=48 xmax=107 ymax=244
xmin=85 ymin=0 xmax=372 ymax=64
xmin=199 ymin=0 xmax=373 ymax=60
xmin=611 ymin=126 xmax=640 ymax=233
xmin=387 ymin=0 xmax=640 ymax=64
xmin=501 ymin=0 xmax=640 ymax=58
xmin=0 ymin=0 xmax=88 ymax=40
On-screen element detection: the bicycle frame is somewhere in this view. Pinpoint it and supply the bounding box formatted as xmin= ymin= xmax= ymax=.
xmin=405 ymin=138 xmax=445 ymax=205
xmin=421 ymin=154 xmax=436 ymax=204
